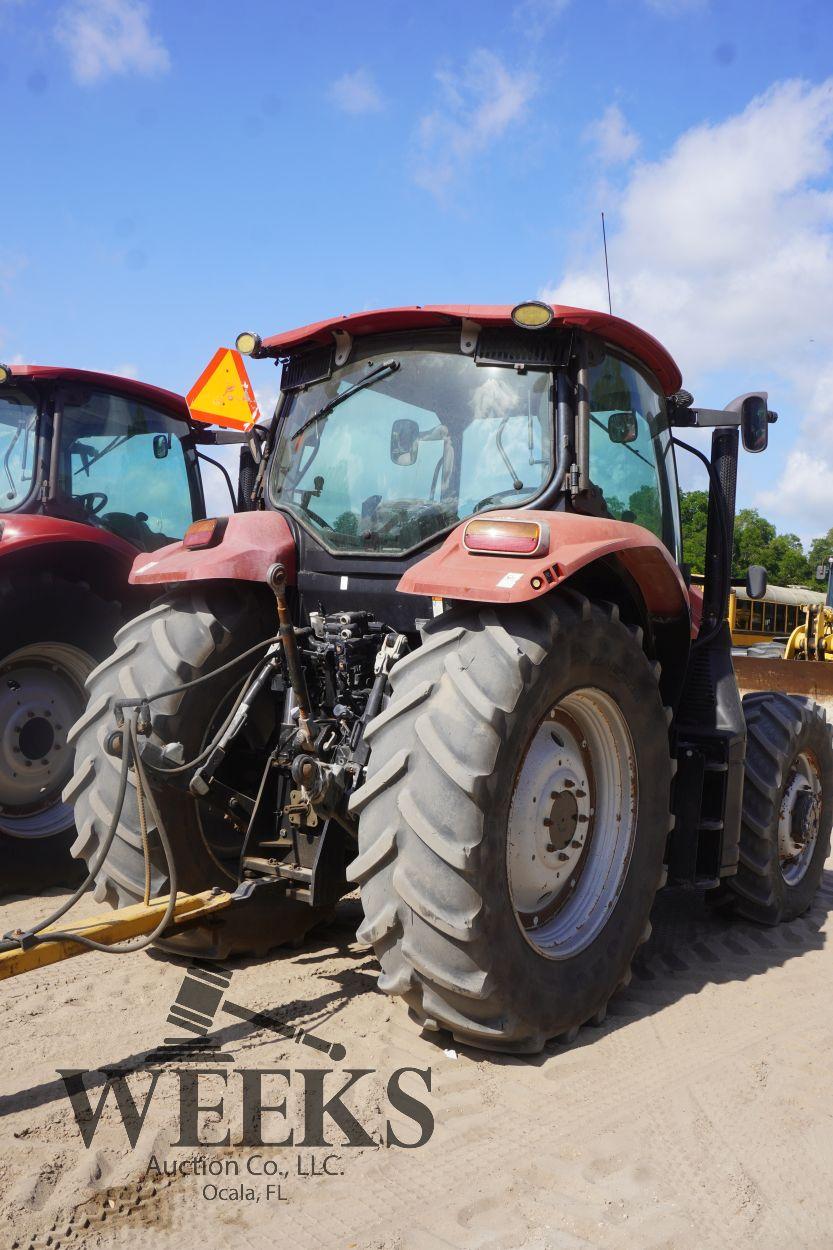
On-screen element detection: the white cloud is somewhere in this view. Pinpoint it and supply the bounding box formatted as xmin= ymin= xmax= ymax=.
xmin=329 ymin=68 xmax=384 ymax=116
xmin=55 ymin=0 xmax=170 ymax=85
xmin=414 ymin=50 xmax=537 ymax=199
xmin=584 ymin=104 xmax=640 ymax=165
xmin=542 ymin=78 xmax=833 ymax=536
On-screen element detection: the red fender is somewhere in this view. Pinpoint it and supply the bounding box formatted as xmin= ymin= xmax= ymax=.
xmin=398 ymin=511 xmax=690 ymax=619
xmin=0 ymin=513 xmax=136 ymax=562
xmin=130 ymin=511 xmax=297 ymax=586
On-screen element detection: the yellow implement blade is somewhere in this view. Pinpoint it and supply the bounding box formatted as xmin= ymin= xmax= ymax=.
xmin=735 ymin=655 xmax=833 ymax=701
xmin=0 ymin=889 xmax=234 ymax=981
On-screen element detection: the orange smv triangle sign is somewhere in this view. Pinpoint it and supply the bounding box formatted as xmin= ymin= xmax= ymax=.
xmin=186 ymin=348 xmax=262 ymax=431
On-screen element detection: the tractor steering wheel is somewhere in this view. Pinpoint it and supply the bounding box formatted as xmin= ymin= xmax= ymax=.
xmin=77 ymin=491 xmax=109 ymax=516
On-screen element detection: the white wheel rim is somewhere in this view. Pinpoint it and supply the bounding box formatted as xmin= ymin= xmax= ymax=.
xmin=0 ymin=642 xmax=93 ymax=839
xmin=778 ymin=750 xmax=822 ymax=885
xmin=507 ymin=687 xmax=638 ymax=959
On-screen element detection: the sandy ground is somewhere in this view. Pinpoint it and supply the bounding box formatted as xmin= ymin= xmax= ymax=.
xmin=2 ymin=862 xmax=833 ymax=1250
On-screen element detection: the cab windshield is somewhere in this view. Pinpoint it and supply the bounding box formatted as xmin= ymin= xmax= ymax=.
xmin=268 ymin=342 xmax=553 ymax=555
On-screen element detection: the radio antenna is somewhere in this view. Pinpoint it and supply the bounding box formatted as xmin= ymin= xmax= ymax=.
xmin=601 ymin=211 xmax=612 ymax=315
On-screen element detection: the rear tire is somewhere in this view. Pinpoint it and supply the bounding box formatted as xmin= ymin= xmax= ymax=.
xmin=349 ymin=593 xmax=673 ymax=1053
xmin=723 ymin=692 xmax=833 ymax=923
xmin=64 ymin=586 xmax=333 ymax=957
xmin=0 ymin=571 xmax=121 ymax=895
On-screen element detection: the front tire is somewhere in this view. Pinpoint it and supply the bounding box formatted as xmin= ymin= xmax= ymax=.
xmin=349 ymin=593 xmax=673 ymax=1053
xmin=723 ymin=692 xmax=833 ymax=923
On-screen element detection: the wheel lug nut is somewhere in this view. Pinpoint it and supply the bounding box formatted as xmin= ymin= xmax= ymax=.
xmin=557 ymin=851 xmax=569 ymax=861
xmin=571 ymin=840 xmax=581 ymax=849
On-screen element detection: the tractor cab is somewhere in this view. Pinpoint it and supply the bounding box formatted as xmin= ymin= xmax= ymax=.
xmin=0 ymin=365 xmax=219 ymax=550
xmin=0 ymin=363 xmax=241 ymax=888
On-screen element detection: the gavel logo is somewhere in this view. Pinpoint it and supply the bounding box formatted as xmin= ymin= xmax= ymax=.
xmin=146 ymin=964 xmax=346 ymax=1064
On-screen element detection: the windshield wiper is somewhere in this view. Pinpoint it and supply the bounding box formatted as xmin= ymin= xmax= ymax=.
xmin=72 ymin=432 xmax=130 ymax=476
xmin=292 ymin=360 xmax=400 ymax=442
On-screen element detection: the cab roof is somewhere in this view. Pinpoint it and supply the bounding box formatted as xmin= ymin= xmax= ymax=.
xmin=261 ymin=303 xmax=683 ymax=396
xmin=9 ymin=365 xmax=186 ymax=415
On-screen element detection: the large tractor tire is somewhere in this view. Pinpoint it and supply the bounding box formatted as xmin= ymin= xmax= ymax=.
xmin=722 ymin=691 xmax=833 ymax=923
xmin=64 ymin=587 xmax=333 ymax=958
xmin=349 ymin=592 xmax=674 ymax=1054
xmin=0 ymin=570 xmax=121 ymax=895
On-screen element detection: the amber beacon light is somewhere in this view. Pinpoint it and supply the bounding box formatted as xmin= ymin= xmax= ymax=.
xmin=463 ymin=517 xmax=548 ymax=557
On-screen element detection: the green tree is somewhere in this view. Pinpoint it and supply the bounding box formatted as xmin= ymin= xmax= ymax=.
xmin=679 ymin=489 xmax=709 ymax=574
xmin=807 ymin=526 xmax=833 ymax=574
xmin=679 ymin=494 xmax=816 ymax=589
xmin=733 ymin=508 xmax=776 ymax=572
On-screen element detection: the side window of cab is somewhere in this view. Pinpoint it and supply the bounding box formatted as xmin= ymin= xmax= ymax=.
xmin=587 ymin=350 xmax=681 ymax=558
xmin=57 ymin=389 xmax=196 ymax=550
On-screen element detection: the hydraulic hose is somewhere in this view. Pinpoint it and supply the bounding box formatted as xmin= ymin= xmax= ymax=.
xmin=1 ymin=713 xmax=180 ymax=955
xmin=2 ymin=633 xmax=284 ymax=956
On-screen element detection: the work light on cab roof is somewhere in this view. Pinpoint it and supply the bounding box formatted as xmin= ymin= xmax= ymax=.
xmin=511 ymin=301 xmax=554 ymax=329
xmin=235 ymin=331 xmax=262 ymax=358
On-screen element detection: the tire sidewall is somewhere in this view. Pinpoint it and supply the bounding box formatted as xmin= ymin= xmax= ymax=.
xmin=473 ymin=611 xmax=671 ymax=1037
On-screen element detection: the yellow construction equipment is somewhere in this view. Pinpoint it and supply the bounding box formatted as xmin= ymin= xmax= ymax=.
xmin=783 ymin=558 xmax=833 ymax=662
xmin=0 ymin=889 xmax=235 ymax=981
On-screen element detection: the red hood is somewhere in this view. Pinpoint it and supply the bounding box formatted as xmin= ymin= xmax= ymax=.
xmin=260 ymin=303 xmax=683 ymax=396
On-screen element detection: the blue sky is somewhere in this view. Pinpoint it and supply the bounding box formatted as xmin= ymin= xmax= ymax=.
xmin=2 ymin=0 xmax=833 ymax=536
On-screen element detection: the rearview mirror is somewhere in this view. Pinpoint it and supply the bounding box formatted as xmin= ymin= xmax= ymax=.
xmin=153 ymin=433 xmax=171 ymax=460
xmin=746 ymin=565 xmax=768 ymax=600
xmin=608 ymin=411 xmax=638 ymax=445
xmin=816 ymin=562 xmax=830 ymax=582
xmin=741 ymin=395 xmax=768 ymax=453
xmin=390 ymin=418 xmax=420 ymax=466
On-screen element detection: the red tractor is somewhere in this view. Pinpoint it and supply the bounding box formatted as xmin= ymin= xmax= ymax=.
xmin=65 ymin=304 xmax=833 ymax=1052
xmin=0 ymin=363 xmax=241 ymax=891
